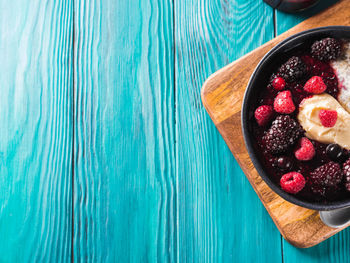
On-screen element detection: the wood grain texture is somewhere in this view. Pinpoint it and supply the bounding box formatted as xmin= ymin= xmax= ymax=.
xmin=0 ymin=0 xmax=73 ymax=262
xmin=73 ymin=0 xmax=176 ymax=261
xmin=201 ymin=0 xmax=350 ymax=249
xmin=275 ymin=2 xmax=350 ymax=261
xmin=176 ymin=1 xmax=283 ymax=262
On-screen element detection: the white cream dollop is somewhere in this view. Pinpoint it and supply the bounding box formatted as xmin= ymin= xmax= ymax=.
xmin=298 ymin=93 xmax=350 ymax=150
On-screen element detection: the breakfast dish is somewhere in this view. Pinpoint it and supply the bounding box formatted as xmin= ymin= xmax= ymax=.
xmin=253 ymin=37 xmax=350 ymax=202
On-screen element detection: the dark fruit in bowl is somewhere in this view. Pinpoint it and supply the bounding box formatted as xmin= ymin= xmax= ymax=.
xmin=273 ymin=157 xmax=294 ymax=172
xmin=326 ymin=144 xmax=345 ymax=162
xmin=310 ymin=161 xmax=343 ymax=187
xmin=248 ymin=33 xmax=350 ymax=204
xmin=277 ymin=56 xmax=307 ymax=82
xmin=262 ymin=115 xmax=303 ymax=154
xmin=343 ymin=159 xmax=350 ymax=192
xmin=311 ymin=38 xmax=343 ymax=61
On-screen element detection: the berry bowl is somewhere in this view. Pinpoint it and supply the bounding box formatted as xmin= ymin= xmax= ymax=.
xmin=242 ymin=26 xmax=350 ymax=228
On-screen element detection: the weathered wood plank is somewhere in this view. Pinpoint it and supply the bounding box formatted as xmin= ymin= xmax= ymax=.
xmin=0 ymin=0 xmax=73 ymax=261
xmin=275 ymin=1 xmax=350 ymax=261
xmin=175 ymin=1 xmax=282 ymax=262
xmin=73 ymin=0 xmax=176 ymax=261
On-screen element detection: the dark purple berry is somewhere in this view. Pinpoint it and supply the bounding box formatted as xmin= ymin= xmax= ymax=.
xmin=310 ymin=161 xmax=342 ymax=187
xmin=262 ymin=115 xmax=303 ymax=154
xmin=273 ymin=157 xmax=293 ymax=172
xmin=311 ymin=38 xmax=342 ymax=61
xmin=326 ymin=144 xmax=345 ymax=162
xmin=343 ymin=158 xmax=350 ymax=192
xmin=278 ymin=56 xmax=307 ymax=82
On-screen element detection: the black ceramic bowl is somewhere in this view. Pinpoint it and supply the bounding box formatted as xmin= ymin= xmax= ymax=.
xmin=242 ymin=26 xmax=350 ymax=211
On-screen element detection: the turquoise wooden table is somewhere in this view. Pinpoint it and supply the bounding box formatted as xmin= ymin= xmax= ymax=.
xmin=0 ymin=0 xmax=349 ymax=262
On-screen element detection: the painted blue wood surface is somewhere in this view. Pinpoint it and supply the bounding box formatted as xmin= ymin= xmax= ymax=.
xmin=175 ymin=1 xmax=283 ymax=262
xmin=0 ymin=0 xmax=349 ymax=262
xmin=0 ymin=0 xmax=73 ymax=262
xmin=73 ymin=0 xmax=176 ymax=262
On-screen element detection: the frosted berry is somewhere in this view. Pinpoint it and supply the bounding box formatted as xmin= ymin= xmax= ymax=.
xmin=272 ymin=77 xmax=286 ymax=91
xmin=254 ymin=105 xmax=273 ymax=126
xmin=294 ymin=137 xmax=315 ymax=161
xmin=310 ymin=161 xmax=342 ymax=187
xmin=303 ymin=76 xmax=327 ymax=94
xmin=274 ymin=90 xmax=295 ymax=114
xmin=280 ymin=172 xmax=305 ymax=194
xmin=263 ymin=115 xmax=303 ymax=154
xmin=311 ymin=38 xmax=342 ymax=61
xmin=278 ymin=56 xmax=307 ymax=82
xmin=342 ymin=158 xmax=350 ymax=191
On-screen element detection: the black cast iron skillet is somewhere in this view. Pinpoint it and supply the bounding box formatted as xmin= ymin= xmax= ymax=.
xmin=242 ymin=26 xmax=350 ymax=227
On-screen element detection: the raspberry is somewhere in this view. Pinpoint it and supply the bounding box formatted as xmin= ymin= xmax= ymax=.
xmin=278 ymin=56 xmax=307 ymax=82
xmin=294 ymin=137 xmax=315 ymax=161
xmin=254 ymin=105 xmax=273 ymax=126
xmin=303 ymin=76 xmax=327 ymax=94
xmin=280 ymin=172 xmax=305 ymax=194
xmin=311 ymin=38 xmax=342 ymax=61
xmin=273 ymin=90 xmax=295 ymax=114
xmin=319 ymin=109 xmax=337 ymax=127
xmin=310 ymin=161 xmax=342 ymax=187
xmin=263 ymin=115 xmax=303 ymax=154
xmin=272 ymin=77 xmax=286 ymax=91
xmin=342 ymin=158 xmax=350 ymax=191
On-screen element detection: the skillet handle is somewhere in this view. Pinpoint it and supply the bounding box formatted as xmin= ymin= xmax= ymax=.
xmin=320 ymin=207 xmax=350 ymax=228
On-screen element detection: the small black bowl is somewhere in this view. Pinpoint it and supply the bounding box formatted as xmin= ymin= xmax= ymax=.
xmin=242 ymin=26 xmax=350 ymax=211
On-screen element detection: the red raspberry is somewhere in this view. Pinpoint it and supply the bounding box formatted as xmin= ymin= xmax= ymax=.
xmin=273 ymin=90 xmax=295 ymax=114
xmin=272 ymin=77 xmax=286 ymax=91
xmin=254 ymin=105 xmax=273 ymax=126
xmin=280 ymin=172 xmax=306 ymax=194
xmin=303 ymin=76 xmax=327 ymax=94
xmin=294 ymin=137 xmax=315 ymax=161
xmin=319 ymin=109 xmax=337 ymax=127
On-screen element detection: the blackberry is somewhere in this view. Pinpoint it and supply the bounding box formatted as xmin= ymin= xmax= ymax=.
xmin=342 ymin=158 xmax=350 ymax=192
xmin=262 ymin=115 xmax=303 ymax=154
xmin=310 ymin=161 xmax=342 ymax=187
xmin=311 ymin=38 xmax=342 ymax=61
xmin=277 ymin=56 xmax=307 ymax=82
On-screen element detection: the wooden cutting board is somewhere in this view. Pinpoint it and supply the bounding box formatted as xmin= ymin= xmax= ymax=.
xmin=201 ymin=0 xmax=350 ymax=248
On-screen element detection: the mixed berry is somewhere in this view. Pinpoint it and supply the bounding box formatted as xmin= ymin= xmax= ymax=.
xmin=252 ymin=37 xmax=350 ymax=202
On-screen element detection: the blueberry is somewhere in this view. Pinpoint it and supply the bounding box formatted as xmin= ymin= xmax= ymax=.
xmin=326 ymin=144 xmax=344 ymax=162
xmin=274 ymin=157 xmax=293 ymax=172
